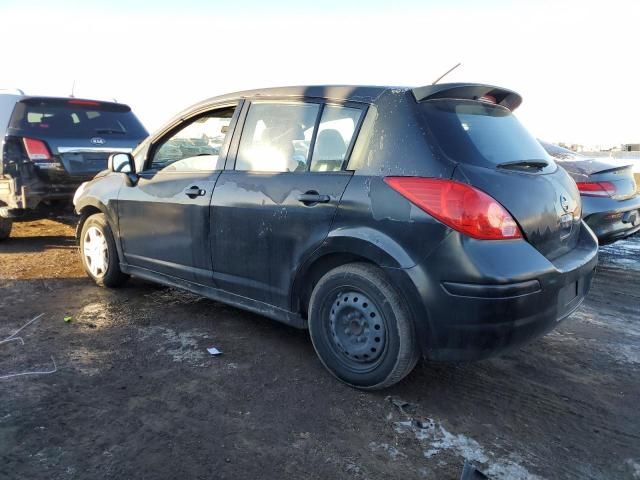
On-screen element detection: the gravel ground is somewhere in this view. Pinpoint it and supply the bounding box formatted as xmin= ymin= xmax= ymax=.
xmin=0 ymin=219 xmax=639 ymax=479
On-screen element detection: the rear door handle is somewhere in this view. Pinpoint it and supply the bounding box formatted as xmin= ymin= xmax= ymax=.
xmin=184 ymin=186 xmax=206 ymax=198
xmin=297 ymin=192 xmax=331 ymax=205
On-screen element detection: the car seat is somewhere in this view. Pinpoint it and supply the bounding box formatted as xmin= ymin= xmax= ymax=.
xmin=312 ymin=129 xmax=346 ymax=171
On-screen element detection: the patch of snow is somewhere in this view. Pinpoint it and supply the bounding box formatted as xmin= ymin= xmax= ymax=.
xmin=599 ymin=235 xmax=640 ymax=271
xmin=612 ymin=345 xmax=640 ymax=365
xmin=394 ymin=418 xmax=542 ymax=480
xmin=625 ymin=459 xmax=640 ymax=479
xmin=139 ymin=326 xmax=208 ymax=364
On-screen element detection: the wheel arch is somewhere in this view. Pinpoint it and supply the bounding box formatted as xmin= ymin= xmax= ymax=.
xmin=290 ymin=231 xmax=416 ymax=319
xmin=75 ymin=199 xmax=108 ymax=242
xmin=75 ymin=199 xmax=125 ymax=264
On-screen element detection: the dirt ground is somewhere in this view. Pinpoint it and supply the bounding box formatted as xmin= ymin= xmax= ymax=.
xmin=0 ymin=218 xmax=639 ymax=480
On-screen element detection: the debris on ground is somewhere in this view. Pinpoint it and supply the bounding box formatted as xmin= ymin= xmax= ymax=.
xmin=0 ymin=313 xmax=57 ymax=380
xmin=386 ymin=395 xmax=416 ymax=416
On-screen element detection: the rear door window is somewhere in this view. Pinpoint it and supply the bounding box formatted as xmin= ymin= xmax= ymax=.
xmin=310 ymin=105 xmax=362 ymax=172
xmin=235 ymin=103 xmax=320 ymax=172
xmin=9 ymin=99 xmax=147 ymax=138
xmin=420 ymin=99 xmax=553 ymax=169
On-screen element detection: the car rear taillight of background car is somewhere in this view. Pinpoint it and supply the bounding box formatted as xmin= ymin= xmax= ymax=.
xmin=576 ymin=181 xmax=617 ymax=198
xmin=384 ymin=177 xmax=523 ymax=240
xmin=68 ymin=99 xmax=101 ymax=107
xmin=22 ymin=138 xmax=53 ymax=162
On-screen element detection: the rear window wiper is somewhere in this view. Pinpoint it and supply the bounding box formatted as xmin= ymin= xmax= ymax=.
xmin=95 ymin=128 xmax=126 ymax=135
xmin=497 ymin=159 xmax=549 ymax=171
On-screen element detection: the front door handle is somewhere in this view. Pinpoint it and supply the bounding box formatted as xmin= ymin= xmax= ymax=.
xmin=297 ymin=191 xmax=331 ymax=205
xmin=184 ymin=186 xmax=206 ymax=198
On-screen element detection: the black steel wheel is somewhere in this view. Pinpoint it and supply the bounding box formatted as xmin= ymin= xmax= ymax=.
xmin=309 ymin=263 xmax=419 ymax=389
xmin=328 ymin=290 xmax=387 ymax=369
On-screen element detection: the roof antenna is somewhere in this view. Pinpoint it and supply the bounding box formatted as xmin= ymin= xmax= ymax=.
xmin=432 ymin=62 xmax=462 ymax=85
xmin=70 ymin=80 xmax=76 ymax=98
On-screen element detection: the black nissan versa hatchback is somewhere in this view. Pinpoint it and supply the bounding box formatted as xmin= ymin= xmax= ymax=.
xmin=0 ymin=91 xmax=147 ymax=240
xmin=73 ymin=84 xmax=598 ymax=389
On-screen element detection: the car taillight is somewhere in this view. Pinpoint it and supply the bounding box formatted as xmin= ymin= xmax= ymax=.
xmin=22 ymin=138 xmax=52 ymax=161
xmin=576 ymin=181 xmax=616 ymax=197
xmin=478 ymin=95 xmax=497 ymax=104
xmin=383 ymin=177 xmax=523 ymax=240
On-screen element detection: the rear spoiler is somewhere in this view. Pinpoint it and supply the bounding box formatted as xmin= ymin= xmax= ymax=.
xmin=411 ymin=83 xmax=523 ymax=111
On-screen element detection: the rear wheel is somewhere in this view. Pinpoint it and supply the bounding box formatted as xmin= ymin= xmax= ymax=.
xmin=0 ymin=202 xmax=12 ymax=241
xmin=308 ymin=263 xmax=419 ymax=390
xmin=0 ymin=217 xmax=12 ymax=241
xmin=80 ymin=213 xmax=128 ymax=287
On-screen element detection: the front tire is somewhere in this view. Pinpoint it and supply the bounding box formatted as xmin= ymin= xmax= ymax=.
xmin=79 ymin=213 xmax=128 ymax=287
xmin=308 ymin=263 xmax=419 ymax=390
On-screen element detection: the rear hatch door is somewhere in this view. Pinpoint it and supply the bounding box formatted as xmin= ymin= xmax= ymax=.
xmin=8 ymin=98 xmax=148 ymax=183
xmin=418 ymin=96 xmax=582 ymax=261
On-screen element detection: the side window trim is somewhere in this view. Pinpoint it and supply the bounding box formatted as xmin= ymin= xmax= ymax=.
xmin=224 ymin=99 xmax=251 ymax=171
xmin=143 ymin=100 xmax=242 ymax=174
xmin=305 ymin=103 xmax=325 ymax=172
xmin=225 ymin=98 xmax=369 ymax=173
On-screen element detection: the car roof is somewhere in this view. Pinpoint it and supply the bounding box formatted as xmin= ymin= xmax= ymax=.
xmin=192 ymin=85 xmax=397 ymax=109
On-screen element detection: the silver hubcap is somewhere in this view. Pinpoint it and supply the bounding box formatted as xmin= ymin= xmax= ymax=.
xmin=83 ymin=226 xmax=108 ymax=277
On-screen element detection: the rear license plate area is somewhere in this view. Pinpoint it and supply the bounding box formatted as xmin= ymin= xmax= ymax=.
xmin=559 ymin=213 xmax=573 ymax=240
xmin=621 ymin=209 xmax=639 ymax=226
xmin=558 ymin=280 xmax=579 ymax=312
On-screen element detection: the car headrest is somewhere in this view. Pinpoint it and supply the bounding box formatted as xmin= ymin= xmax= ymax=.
xmin=314 ymin=129 xmax=346 ymax=161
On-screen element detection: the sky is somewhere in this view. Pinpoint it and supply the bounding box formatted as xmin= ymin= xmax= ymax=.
xmin=1 ymin=0 xmax=639 ymax=146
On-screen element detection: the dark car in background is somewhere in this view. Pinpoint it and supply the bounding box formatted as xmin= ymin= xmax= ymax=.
xmin=0 ymin=90 xmax=148 ymax=240
xmin=541 ymin=141 xmax=640 ymax=244
xmin=74 ymin=84 xmax=598 ymax=389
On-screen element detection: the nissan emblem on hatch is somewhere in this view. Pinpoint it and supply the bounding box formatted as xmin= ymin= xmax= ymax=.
xmin=560 ymin=194 xmax=570 ymax=213
xmin=90 ymin=137 xmax=106 ymax=145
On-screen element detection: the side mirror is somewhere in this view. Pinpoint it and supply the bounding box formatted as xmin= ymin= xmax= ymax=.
xmin=108 ymin=152 xmax=135 ymax=174
xmin=108 ymin=152 xmax=138 ymax=186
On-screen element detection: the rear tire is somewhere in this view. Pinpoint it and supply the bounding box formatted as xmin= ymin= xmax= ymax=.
xmin=308 ymin=263 xmax=419 ymax=390
xmin=79 ymin=213 xmax=128 ymax=287
xmin=0 ymin=217 xmax=12 ymax=241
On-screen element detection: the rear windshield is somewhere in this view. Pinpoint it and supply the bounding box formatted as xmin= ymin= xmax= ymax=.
xmin=9 ymin=99 xmax=148 ymax=138
xmin=420 ymin=99 xmax=552 ymax=168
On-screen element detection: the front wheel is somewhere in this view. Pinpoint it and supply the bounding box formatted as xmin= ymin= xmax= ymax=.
xmin=308 ymin=263 xmax=419 ymax=390
xmin=79 ymin=213 xmax=128 ymax=287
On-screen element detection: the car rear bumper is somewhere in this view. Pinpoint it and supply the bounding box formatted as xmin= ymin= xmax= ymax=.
xmin=582 ymin=194 xmax=640 ymax=244
xmin=0 ymin=179 xmax=79 ymax=218
xmin=384 ymin=222 xmax=598 ymax=361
